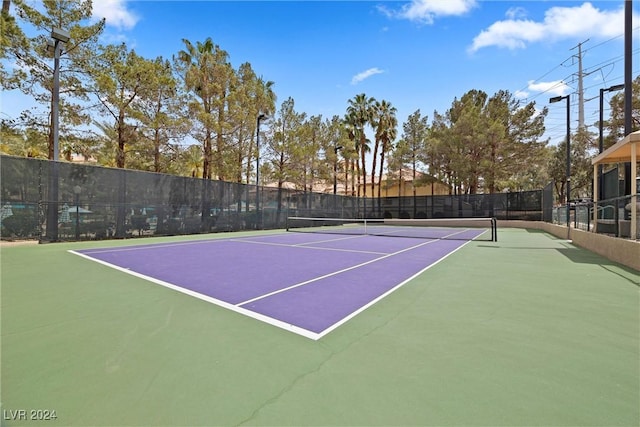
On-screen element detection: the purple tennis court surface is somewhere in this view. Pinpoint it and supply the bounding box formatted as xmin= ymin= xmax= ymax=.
xmin=71 ymin=231 xmax=482 ymax=339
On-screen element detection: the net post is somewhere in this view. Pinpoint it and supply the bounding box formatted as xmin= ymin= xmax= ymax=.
xmin=491 ymin=217 xmax=497 ymax=242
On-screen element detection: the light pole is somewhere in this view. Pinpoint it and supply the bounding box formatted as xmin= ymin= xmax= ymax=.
xmin=50 ymin=28 xmax=69 ymax=160
xmin=256 ymin=113 xmax=267 ymax=229
xmin=550 ymin=94 xmax=571 ymax=229
xmin=598 ymin=84 xmax=625 ymax=200
xmin=45 ymin=27 xmax=70 ymax=242
xmin=333 ymin=144 xmax=343 ymax=195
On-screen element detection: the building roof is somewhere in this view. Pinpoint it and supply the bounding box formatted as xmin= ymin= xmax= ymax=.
xmin=591 ymin=130 xmax=640 ymax=165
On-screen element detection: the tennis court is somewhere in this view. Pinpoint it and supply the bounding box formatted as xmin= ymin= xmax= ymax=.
xmin=71 ymin=220 xmax=490 ymax=339
xmin=1 ymin=226 xmax=638 ymax=426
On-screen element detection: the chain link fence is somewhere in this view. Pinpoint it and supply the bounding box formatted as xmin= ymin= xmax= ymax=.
xmin=1 ymin=155 xmax=545 ymax=242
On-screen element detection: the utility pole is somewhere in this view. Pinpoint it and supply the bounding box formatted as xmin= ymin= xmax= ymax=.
xmin=570 ymin=39 xmax=589 ymax=132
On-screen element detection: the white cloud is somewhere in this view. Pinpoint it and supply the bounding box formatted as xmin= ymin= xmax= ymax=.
xmin=93 ymin=0 xmax=139 ymax=30
xmin=505 ymin=7 xmax=528 ymax=21
xmin=469 ymin=2 xmax=633 ymax=52
xmin=471 ymin=19 xmax=545 ymax=51
xmin=380 ymin=0 xmax=477 ymax=25
xmin=101 ymin=32 xmax=133 ymax=47
xmin=528 ymin=80 xmax=569 ymax=97
xmin=514 ymin=89 xmax=529 ymax=100
xmin=351 ymin=68 xmax=385 ymax=85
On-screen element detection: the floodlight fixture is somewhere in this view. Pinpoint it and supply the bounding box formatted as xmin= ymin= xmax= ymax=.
xmin=607 ymin=83 xmax=625 ymax=93
xmin=549 ymin=95 xmax=567 ymax=103
xmin=51 ymin=28 xmax=70 ymax=43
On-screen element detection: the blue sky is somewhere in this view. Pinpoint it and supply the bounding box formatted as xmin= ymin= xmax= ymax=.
xmin=4 ymin=1 xmax=640 ymax=146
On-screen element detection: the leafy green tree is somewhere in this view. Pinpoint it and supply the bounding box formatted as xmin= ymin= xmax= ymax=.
xmin=90 ymin=44 xmax=171 ymax=239
xmin=547 ymin=126 xmax=592 ymax=203
xmin=229 ymin=62 xmax=276 ymax=186
xmin=430 ymin=89 xmax=547 ymax=195
xmin=567 ymin=127 xmax=593 ymax=200
xmin=90 ymin=43 xmax=158 ymax=168
xmin=452 ymin=90 xmax=487 ymax=194
xmin=266 ymin=97 xmax=306 ymax=218
xmin=428 ymin=111 xmax=453 ymax=194
xmin=0 ymin=123 xmax=48 ymax=158
xmin=400 ymin=109 xmax=429 ymax=214
xmin=175 ymin=38 xmax=234 ymax=180
xmin=182 ymin=144 xmax=204 ymax=178
xmin=296 ymin=115 xmax=323 ymax=195
xmin=175 ymin=38 xmax=212 ymax=178
xmin=267 ymin=98 xmax=306 ymax=185
xmin=484 ymin=90 xmax=547 ymax=193
xmin=1 ymin=0 xmax=27 ymax=69
xmin=318 ymin=115 xmax=350 ymax=194
xmin=3 ymin=0 xmax=104 ymax=159
xmin=429 ymin=91 xmax=483 ymax=194
xmin=605 ymin=75 xmax=640 ymax=146
xmin=548 ymin=140 xmax=568 ymax=203
xmin=387 ymin=138 xmax=411 ymax=199
xmin=135 ymin=56 xmax=186 ymax=173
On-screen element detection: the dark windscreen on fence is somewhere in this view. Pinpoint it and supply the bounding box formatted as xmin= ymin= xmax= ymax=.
xmin=0 ymin=155 xmax=544 ymax=241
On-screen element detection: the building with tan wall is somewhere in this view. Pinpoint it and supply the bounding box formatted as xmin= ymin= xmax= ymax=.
xmin=357 ymin=169 xmax=450 ymax=198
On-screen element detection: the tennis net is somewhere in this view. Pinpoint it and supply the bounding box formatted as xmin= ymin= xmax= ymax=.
xmin=286 ymin=217 xmax=497 ymax=242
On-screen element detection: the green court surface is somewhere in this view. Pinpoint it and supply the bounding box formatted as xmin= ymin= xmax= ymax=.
xmin=1 ymin=228 xmax=638 ymax=426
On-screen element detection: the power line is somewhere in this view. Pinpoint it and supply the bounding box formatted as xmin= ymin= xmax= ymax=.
xmin=515 ymin=27 xmax=639 ymax=145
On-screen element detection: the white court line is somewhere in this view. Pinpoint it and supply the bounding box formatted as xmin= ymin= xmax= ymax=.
xmin=78 ymin=238 xmax=226 ymax=254
xmin=69 ymin=228 xmax=480 ymax=340
xmin=378 ymin=226 xmax=483 ymax=239
xmin=316 ymin=238 xmax=475 ymax=339
xmin=78 ymin=231 xmax=369 ymax=255
xmin=293 ymin=234 xmax=369 ymax=246
xmin=236 ymin=238 xmax=440 ymax=307
xmin=68 ymin=249 xmax=322 ymax=340
xmin=229 ymin=236 xmax=388 ymax=255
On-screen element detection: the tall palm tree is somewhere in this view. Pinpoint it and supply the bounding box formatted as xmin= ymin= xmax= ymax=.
xmin=337 ymin=121 xmax=358 ymax=196
xmin=346 ymin=93 xmax=375 ymax=199
xmin=183 ymin=144 xmax=204 ymax=178
xmin=342 ymin=121 xmax=359 ymax=196
xmin=372 ymin=100 xmax=398 ymax=201
xmin=177 ymin=38 xmax=235 ymax=181
xmin=176 ymin=38 xmax=217 ymax=180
